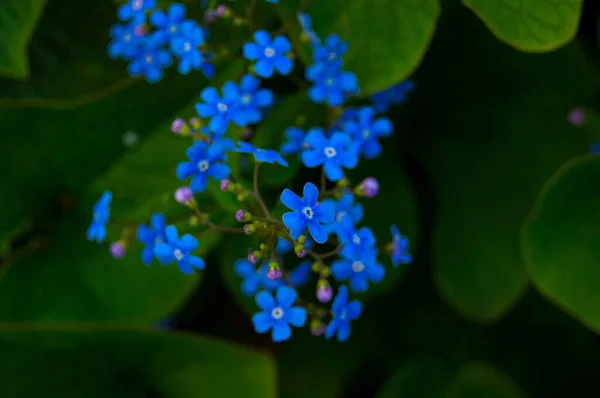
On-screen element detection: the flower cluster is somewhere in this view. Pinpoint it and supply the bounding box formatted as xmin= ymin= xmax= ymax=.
xmin=89 ymin=2 xmax=414 ymax=343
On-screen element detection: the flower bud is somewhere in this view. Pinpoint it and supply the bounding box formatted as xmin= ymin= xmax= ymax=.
xmin=235 ymin=209 xmax=251 ymax=223
xmin=247 ymin=252 xmax=260 ymax=264
xmin=174 ymin=186 xmax=194 ymax=205
xmin=216 ymin=5 xmax=230 ymax=17
xmin=189 ymin=117 xmax=202 ymax=132
xmin=267 ymin=262 xmax=282 ymax=280
xmin=316 ymin=280 xmax=333 ymax=303
xmin=110 ymin=241 xmax=127 ymax=259
xmin=171 ymin=118 xmax=189 ymax=135
xmin=243 ymin=224 xmax=255 ymax=235
xmin=568 ymin=107 xmax=585 ymax=126
xmin=220 ymin=179 xmax=231 ymax=192
xmin=310 ymin=319 xmax=325 ymax=336
xmin=357 ymin=177 xmax=379 ymax=198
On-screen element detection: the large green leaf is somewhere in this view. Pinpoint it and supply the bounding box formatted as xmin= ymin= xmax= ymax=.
xmin=375 ymin=358 xmax=449 ymax=398
xmin=277 ymin=0 xmax=440 ymax=95
xmin=522 ymin=155 xmax=600 ymax=332
xmin=409 ymin=4 xmax=595 ymax=323
xmin=251 ymin=90 xmax=327 ymax=187
xmin=0 ymin=325 xmax=276 ymax=397
xmin=0 ymin=0 xmax=47 ymax=79
xmin=462 ymin=0 xmax=583 ymax=52
xmin=440 ymin=362 xmax=527 ymax=398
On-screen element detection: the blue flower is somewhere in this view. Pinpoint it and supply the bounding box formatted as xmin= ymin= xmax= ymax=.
xmin=118 ymin=0 xmax=156 ymax=21
xmin=280 ymin=182 xmax=335 ymax=243
xmin=127 ymin=39 xmax=173 ymax=83
xmin=391 ymin=225 xmax=413 ymax=267
xmin=301 ymin=128 xmax=359 ymax=181
xmin=252 ymin=286 xmax=307 ymax=342
xmin=108 ymin=23 xmax=144 ymax=60
xmin=171 ymin=21 xmax=205 ymax=74
xmin=199 ymin=52 xmax=215 ymax=78
xmin=321 ymin=193 xmax=363 ymax=235
xmin=331 ymin=247 xmax=385 ymax=292
xmin=87 ymin=191 xmax=112 ymax=243
xmin=325 ymin=285 xmax=362 ymax=342
xmin=370 ymin=80 xmax=415 ymax=113
xmin=237 ymin=74 xmax=274 ymax=124
xmin=243 ymin=30 xmax=294 ymax=78
xmin=235 ymin=259 xmax=282 ymax=296
xmin=233 ymin=141 xmax=288 ymax=166
xmin=298 ymin=13 xmax=320 ymax=45
xmin=176 ymin=141 xmax=231 ymax=192
xmin=343 ymin=106 xmax=393 ymax=159
xmin=196 ymin=82 xmax=247 ymax=134
xmin=149 ymin=3 xmax=187 ymax=44
xmin=306 ymin=64 xmax=359 ymax=106
xmin=137 ymin=213 xmax=167 ymax=265
xmin=591 ymin=142 xmax=600 ymax=154
xmin=154 ymin=225 xmax=206 ymax=274
xmin=336 ymin=216 xmax=377 ymax=262
xmin=281 ymin=127 xmax=308 ymax=155
xmin=313 ymin=34 xmax=347 ymax=68
xmin=288 ymin=260 xmax=312 ymax=287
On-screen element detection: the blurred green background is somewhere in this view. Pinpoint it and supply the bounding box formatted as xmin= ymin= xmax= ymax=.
xmin=2 ymin=0 xmax=600 ymax=396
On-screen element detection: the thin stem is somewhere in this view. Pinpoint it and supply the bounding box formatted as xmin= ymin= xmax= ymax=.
xmin=253 ymin=163 xmax=271 ymax=217
xmin=320 ymin=167 xmax=326 ymax=193
xmin=192 ymin=208 xmax=245 ymax=233
xmin=247 ymin=0 xmax=257 ymax=31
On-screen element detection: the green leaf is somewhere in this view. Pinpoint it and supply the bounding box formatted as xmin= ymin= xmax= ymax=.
xmin=277 ymin=0 xmax=440 ymax=95
xmin=0 ymin=215 xmax=221 ymax=322
xmin=462 ymin=0 xmax=582 ymax=52
xmin=441 ymin=362 xmax=527 ymax=398
xmin=410 ymin=4 xmax=595 ymax=323
xmin=522 ymin=155 xmax=600 ymax=332
xmin=0 ymin=325 xmax=276 ymax=397
xmin=252 ymin=91 xmax=327 ymax=187
xmin=375 ymin=358 xmax=449 ymax=398
xmin=0 ymin=0 xmax=47 ymax=79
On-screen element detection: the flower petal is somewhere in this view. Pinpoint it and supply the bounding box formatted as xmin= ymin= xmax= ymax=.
xmin=252 ymin=312 xmax=273 ymax=333
xmin=255 ymin=290 xmax=276 ymax=311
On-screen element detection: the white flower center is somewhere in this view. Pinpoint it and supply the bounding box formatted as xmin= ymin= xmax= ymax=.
xmin=328 ymin=52 xmax=336 ymax=60
xmin=197 ymin=160 xmax=210 ymax=172
xmin=336 ymin=211 xmax=346 ymax=222
xmin=217 ymin=102 xmax=228 ymax=112
xmin=169 ymin=24 xmax=178 ymax=33
xmin=241 ymin=94 xmax=252 ymax=104
xmin=302 ymin=207 xmax=314 ymax=219
xmin=144 ymin=55 xmax=153 ymax=64
xmin=271 ymin=307 xmax=284 ymax=319
xmin=124 ymin=33 xmax=132 ymax=42
xmin=324 ymin=146 xmax=337 ymax=158
xmin=302 ymin=141 xmax=310 ymax=149
xmin=173 ymin=249 xmax=184 ymax=261
xmin=326 ymin=78 xmax=334 ymax=86
xmin=132 ymin=0 xmax=143 ymax=11
xmin=154 ymin=237 xmax=163 ymax=245
xmin=352 ymin=261 xmax=365 ymax=273
xmin=93 ymin=212 xmax=100 ymax=221
xmin=264 ymin=47 xmax=275 ymax=58
xmin=362 ymin=129 xmax=370 ymax=138
xmin=352 ymin=234 xmax=361 ymax=244
xmin=183 ymin=42 xmax=192 ymax=52
xmin=339 ymin=309 xmax=347 ymax=320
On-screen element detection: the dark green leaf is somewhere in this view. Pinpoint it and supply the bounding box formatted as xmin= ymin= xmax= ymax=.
xmin=0 ymin=325 xmax=276 ymax=397
xmin=441 ymin=362 xmax=527 ymax=398
xmin=375 ymin=358 xmax=449 ymax=398
xmin=462 ymin=0 xmax=582 ymax=52
xmin=0 ymin=0 xmax=47 ymax=79
xmin=522 ymin=155 xmax=600 ymax=332
xmin=277 ymin=0 xmax=440 ymax=95
xmin=409 ymin=5 xmax=595 ymax=323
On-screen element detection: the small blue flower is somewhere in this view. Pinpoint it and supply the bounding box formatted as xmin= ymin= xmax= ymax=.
xmin=118 ymin=0 xmax=156 ymax=22
xmin=233 ymin=141 xmax=289 ymax=166
xmin=149 ymin=3 xmax=187 ymax=44
xmin=199 ymin=52 xmax=216 ymax=78
xmin=301 ymin=128 xmax=359 ymax=181
xmin=343 ymin=106 xmax=393 ymax=159
xmin=237 ymin=74 xmax=274 ymax=124
xmin=312 ymin=34 xmax=347 ymax=68
xmin=171 ymin=21 xmax=205 ymax=74
xmin=331 ymin=248 xmax=385 ymax=292
xmin=297 ymin=13 xmax=320 ymax=45
xmin=154 ymin=225 xmax=206 ymax=274
xmin=235 ymin=259 xmax=282 ymax=296
xmin=591 ymin=142 xmax=600 ymax=154
xmin=288 ymin=260 xmax=312 ymax=287
xmin=391 ymin=225 xmax=413 ymax=267
xmin=196 ymin=82 xmax=247 ymax=134
xmin=370 ymin=80 xmax=415 ymax=113
xmin=243 ymin=30 xmax=294 ymax=78
xmin=137 ymin=213 xmax=167 ymax=265
xmin=321 ymin=193 xmax=363 ymax=235
xmin=280 ymin=182 xmax=335 ymax=243
xmin=306 ymin=64 xmax=359 ymax=106
xmin=252 ymin=286 xmax=307 ymax=342
xmin=325 ymin=285 xmax=362 ymax=342
xmin=87 ymin=191 xmax=112 ymax=243
xmin=108 ymin=23 xmax=144 ymax=60
xmin=336 ymin=216 xmax=377 ymax=263
xmin=281 ymin=127 xmax=308 ymax=155
xmin=127 ymin=39 xmax=173 ymax=83
xmin=176 ymin=141 xmax=231 ymax=192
